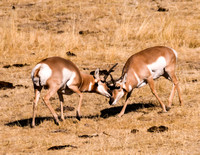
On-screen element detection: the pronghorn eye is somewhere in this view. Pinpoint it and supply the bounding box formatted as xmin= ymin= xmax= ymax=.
xmin=95 ymin=83 xmax=98 ymax=87
xmin=100 ymin=80 xmax=105 ymax=83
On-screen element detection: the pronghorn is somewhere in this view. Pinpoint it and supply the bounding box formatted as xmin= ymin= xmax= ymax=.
xmin=31 ymin=56 xmax=116 ymax=127
xmin=108 ymin=46 xmax=183 ymax=117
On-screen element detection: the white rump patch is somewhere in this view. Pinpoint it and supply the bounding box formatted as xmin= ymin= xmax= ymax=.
xmin=169 ymin=47 xmax=178 ymax=58
xmin=31 ymin=63 xmax=52 ymax=86
xmin=147 ymin=56 xmax=167 ymax=79
xmin=31 ymin=63 xmax=41 ymax=81
xmin=62 ymin=68 xmax=76 ymax=87
xmin=38 ymin=64 xmax=52 ymax=86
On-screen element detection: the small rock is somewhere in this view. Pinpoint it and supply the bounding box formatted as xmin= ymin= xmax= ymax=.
xmin=131 ymin=129 xmax=139 ymax=134
xmin=66 ymin=51 xmax=76 ymax=57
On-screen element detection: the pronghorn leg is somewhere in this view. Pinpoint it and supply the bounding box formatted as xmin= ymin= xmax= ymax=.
xmin=57 ymin=92 xmax=64 ymax=121
xmin=163 ymin=71 xmax=176 ymax=111
xmin=43 ymin=85 xmax=60 ymax=125
xmin=118 ymin=91 xmax=131 ymax=117
xmin=165 ymin=69 xmax=183 ymax=108
xmin=166 ymin=84 xmax=176 ymax=111
xmin=68 ymin=85 xmax=83 ymax=120
xmin=32 ymin=86 xmax=42 ymax=127
xmin=147 ymin=77 xmax=167 ymax=112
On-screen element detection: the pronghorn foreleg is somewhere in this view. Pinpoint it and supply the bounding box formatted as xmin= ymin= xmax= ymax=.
xmin=118 ymin=91 xmax=131 ymax=117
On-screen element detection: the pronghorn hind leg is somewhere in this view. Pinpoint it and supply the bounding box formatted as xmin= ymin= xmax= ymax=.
xmin=32 ymin=86 xmax=42 ymax=128
xmin=162 ymin=71 xmax=175 ymax=111
xmin=147 ymin=76 xmax=167 ymax=112
xmin=68 ymin=85 xmax=83 ymax=121
xmin=165 ymin=68 xmax=183 ymax=108
xmin=166 ymin=84 xmax=176 ymax=111
xmin=43 ymin=85 xmax=60 ymax=125
xmin=57 ymin=91 xmax=64 ymax=121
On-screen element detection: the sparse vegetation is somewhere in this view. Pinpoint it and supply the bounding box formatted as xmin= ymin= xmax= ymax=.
xmin=0 ymin=0 xmax=200 ymax=154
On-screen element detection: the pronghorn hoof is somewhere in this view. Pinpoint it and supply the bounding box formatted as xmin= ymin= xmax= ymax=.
xmin=158 ymin=110 xmax=167 ymax=114
xmin=166 ymin=106 xmax=171 ymax=111
xmin=54 ymin=120 xmax=60 ymax=126
xmin=76 ymin=111 xmax=81 ymax=121
xmin=117 ymin=114 xmax=123 ymax=118
xmin=76 ymin=115 xmax=81 ymax=121
xmin=60 ymin=117 xmax=65 ymax=121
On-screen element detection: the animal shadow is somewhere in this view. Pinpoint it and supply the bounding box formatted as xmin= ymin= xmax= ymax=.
xmin=100 ymin=102 xmax=155 ymax=118
xmin=5 ymin=115 xmax=100 ymax=128
xmin=5 ymin=117 xmax=53 ymax=127
xmin=5 ymin=103 xmax=155 ymax=127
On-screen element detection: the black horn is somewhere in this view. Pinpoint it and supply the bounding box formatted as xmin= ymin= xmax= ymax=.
xmin=104 ymin=63 xmax=118 ymax=81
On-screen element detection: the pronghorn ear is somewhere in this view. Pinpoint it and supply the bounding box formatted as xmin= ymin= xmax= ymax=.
xmin=122 ymin=73 xmax=127 ymax=84
xmin=94 ymin=68 xmax=100 ymax=80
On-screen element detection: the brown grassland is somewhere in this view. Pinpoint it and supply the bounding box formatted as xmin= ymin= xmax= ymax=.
xmin=0 ymin=0 xmax=200 ymax=154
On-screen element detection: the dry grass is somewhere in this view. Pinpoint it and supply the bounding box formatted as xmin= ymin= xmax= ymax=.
xmin=0 ymin=0 xmax=200 ymax=154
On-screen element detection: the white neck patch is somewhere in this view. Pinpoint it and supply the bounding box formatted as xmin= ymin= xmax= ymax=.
xmin=88 ymin=82 xmax=93 ymax=91
xmin=133 ymin=71 xmax=140 ymax=84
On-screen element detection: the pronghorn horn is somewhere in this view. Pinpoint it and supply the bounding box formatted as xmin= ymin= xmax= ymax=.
xmin=106 ymin=72 xmax=126 ymax=87
xmin=104 ymin=63 xmax=118 ymax=81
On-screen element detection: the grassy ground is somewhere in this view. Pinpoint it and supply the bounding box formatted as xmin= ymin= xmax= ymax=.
xmin=0 ymin=0 xmax=200 ymax=154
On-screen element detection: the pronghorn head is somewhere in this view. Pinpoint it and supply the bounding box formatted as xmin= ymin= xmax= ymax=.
xmin=108 ymin=73 xmax=128 ymax=105
xmin=91 ymin=63 xmax=118 ymax=98
xmin=93 ymin=68 xmax=111 ymax=98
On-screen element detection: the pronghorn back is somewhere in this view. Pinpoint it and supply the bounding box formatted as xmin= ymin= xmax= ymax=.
xmin=122 ymin=46 xmax=177 ymax=75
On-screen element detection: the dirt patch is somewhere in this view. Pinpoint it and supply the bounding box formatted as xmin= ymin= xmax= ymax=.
xmin=0 ymin=81 xmax=28 ymax=90
xmin=78 ymin=134 xmax=99 ymax=138
xmin=131 ymin=129 xmax=139 ymax=134
xmin=48 ymin=145 xmax=77 ymax=150
xmin=3 ymin=63 xmax=30 ymax=68
xmin=147 ymin=126 xmax=168 ymax=133
xmin=0 ymin=81 xmax=15 ymax=90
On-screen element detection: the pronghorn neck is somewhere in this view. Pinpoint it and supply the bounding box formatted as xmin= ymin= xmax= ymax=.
xmin=79 ymin=72 xmax=97 ymax=92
